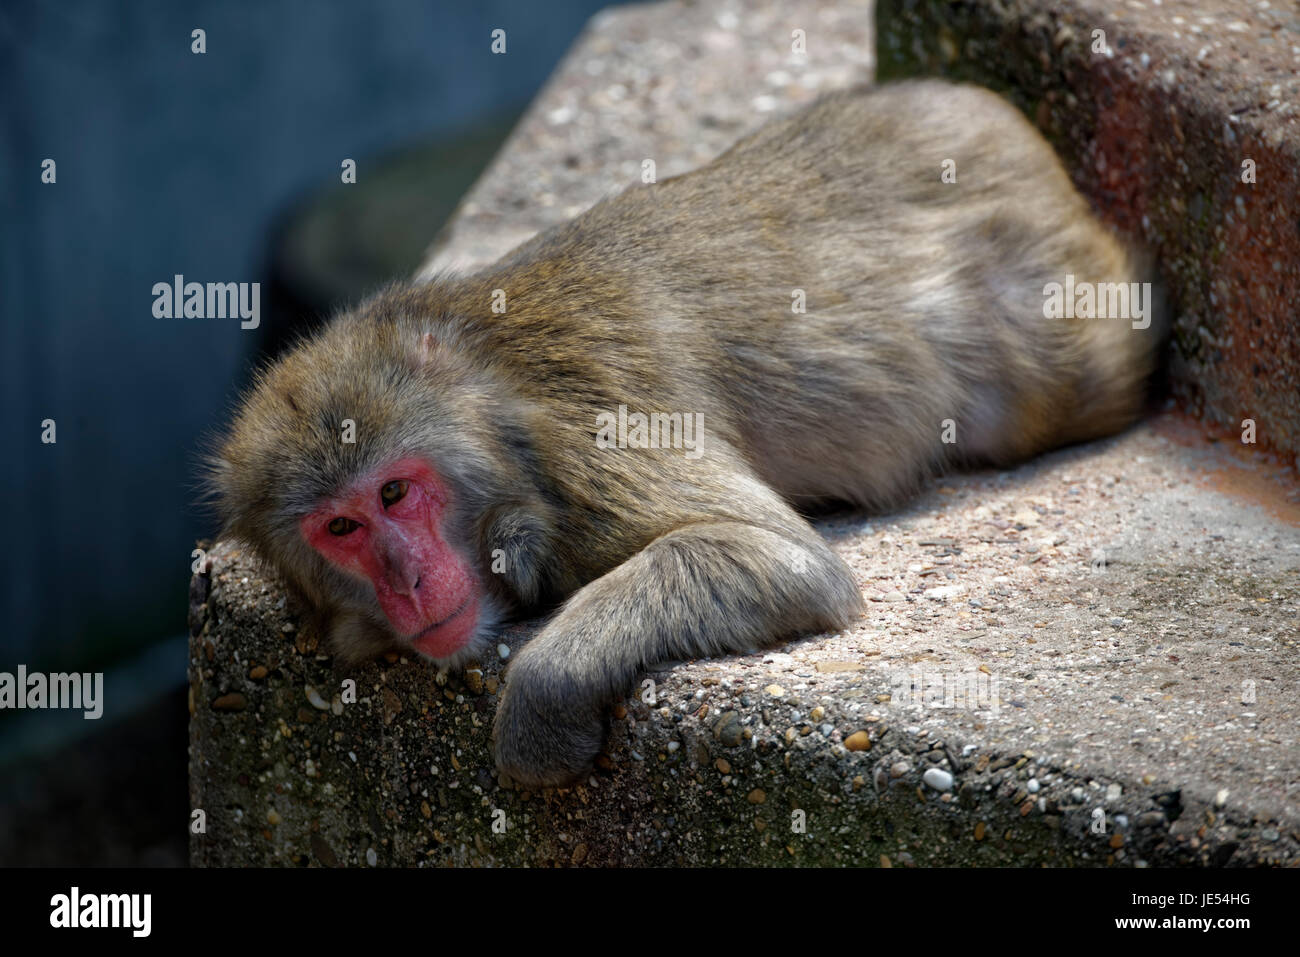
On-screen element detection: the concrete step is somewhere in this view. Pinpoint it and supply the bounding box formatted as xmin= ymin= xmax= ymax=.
xmin=878 ymin=0 xmax=1300 ymax=464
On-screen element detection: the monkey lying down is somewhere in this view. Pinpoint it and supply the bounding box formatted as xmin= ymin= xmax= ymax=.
xmin=211 ymin=80 xmax=1158 ymax=788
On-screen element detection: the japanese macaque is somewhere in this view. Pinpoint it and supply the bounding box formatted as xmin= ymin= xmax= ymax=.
xmin=210 ymin=80 xmax=1159 ymax=787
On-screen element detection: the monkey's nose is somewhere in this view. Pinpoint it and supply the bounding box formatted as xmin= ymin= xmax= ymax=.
xmin=384 ymin=564 xmax=422 ymax=597
xmin=391 ymin=570 xmax=421 ymax=597
xmin=381 ymin=543 xmax=424 ymax=596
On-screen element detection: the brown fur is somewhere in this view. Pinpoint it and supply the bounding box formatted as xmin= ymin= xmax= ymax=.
xmin=211 ymin=80 xmax=1160 ymax=786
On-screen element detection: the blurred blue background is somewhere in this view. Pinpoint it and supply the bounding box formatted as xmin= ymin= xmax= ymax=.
xmin=0 ymin=0 xmax=622 ymax=865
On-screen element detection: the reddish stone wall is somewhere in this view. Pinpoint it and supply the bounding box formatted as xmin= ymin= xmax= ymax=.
xmin=879 ymin=0 xmax=1300 ymax=464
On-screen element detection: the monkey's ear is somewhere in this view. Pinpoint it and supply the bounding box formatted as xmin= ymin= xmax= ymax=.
xmin=417 ymin=332 xmax=441 ymax=365
xmin=412 ymin=330 xmax=454 ymax=369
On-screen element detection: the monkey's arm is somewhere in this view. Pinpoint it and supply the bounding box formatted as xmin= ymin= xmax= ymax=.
xmin=492 ymin=501 xmax=863 ymax=787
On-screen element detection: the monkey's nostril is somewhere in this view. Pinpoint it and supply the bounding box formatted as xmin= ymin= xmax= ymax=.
xmin=413 ymin=575 xmax=422 ymax=591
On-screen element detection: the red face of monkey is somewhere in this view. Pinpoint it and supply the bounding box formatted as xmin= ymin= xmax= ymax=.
xmin=299 ymin=457 xmax=480 ymax=659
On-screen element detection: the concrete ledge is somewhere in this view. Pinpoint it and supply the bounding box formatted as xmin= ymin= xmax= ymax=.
xmin=190 ymin=0 xmax=1300 ymax=866
xmin=189 ymin=416 xmax=1300 ymax=866
xmin=878 ymin=0 xmax=1300 ymax=464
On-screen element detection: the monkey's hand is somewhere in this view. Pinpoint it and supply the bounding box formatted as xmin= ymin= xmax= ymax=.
xmin=492 ymin=515 xmax=863 ymax=788
xmin=492 ymin=643 xmax=610 ymax=789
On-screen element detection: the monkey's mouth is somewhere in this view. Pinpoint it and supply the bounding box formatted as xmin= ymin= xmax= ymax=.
xmin=407 ymin=597 xmax=478 ymax=660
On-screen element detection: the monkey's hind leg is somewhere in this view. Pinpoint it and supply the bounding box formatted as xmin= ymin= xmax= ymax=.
xmin=492 ymin=510 xmax=863 ymax=788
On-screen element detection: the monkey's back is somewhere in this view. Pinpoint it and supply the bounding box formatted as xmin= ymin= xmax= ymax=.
xmin=464 ymin=80 xmax=1158 ymax=510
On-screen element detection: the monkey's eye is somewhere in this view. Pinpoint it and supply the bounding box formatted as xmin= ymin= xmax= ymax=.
xmin=327 ymin=517 xmax=360 ymax=536
xmin=380 ymin=480 xmax=409 ymax=508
